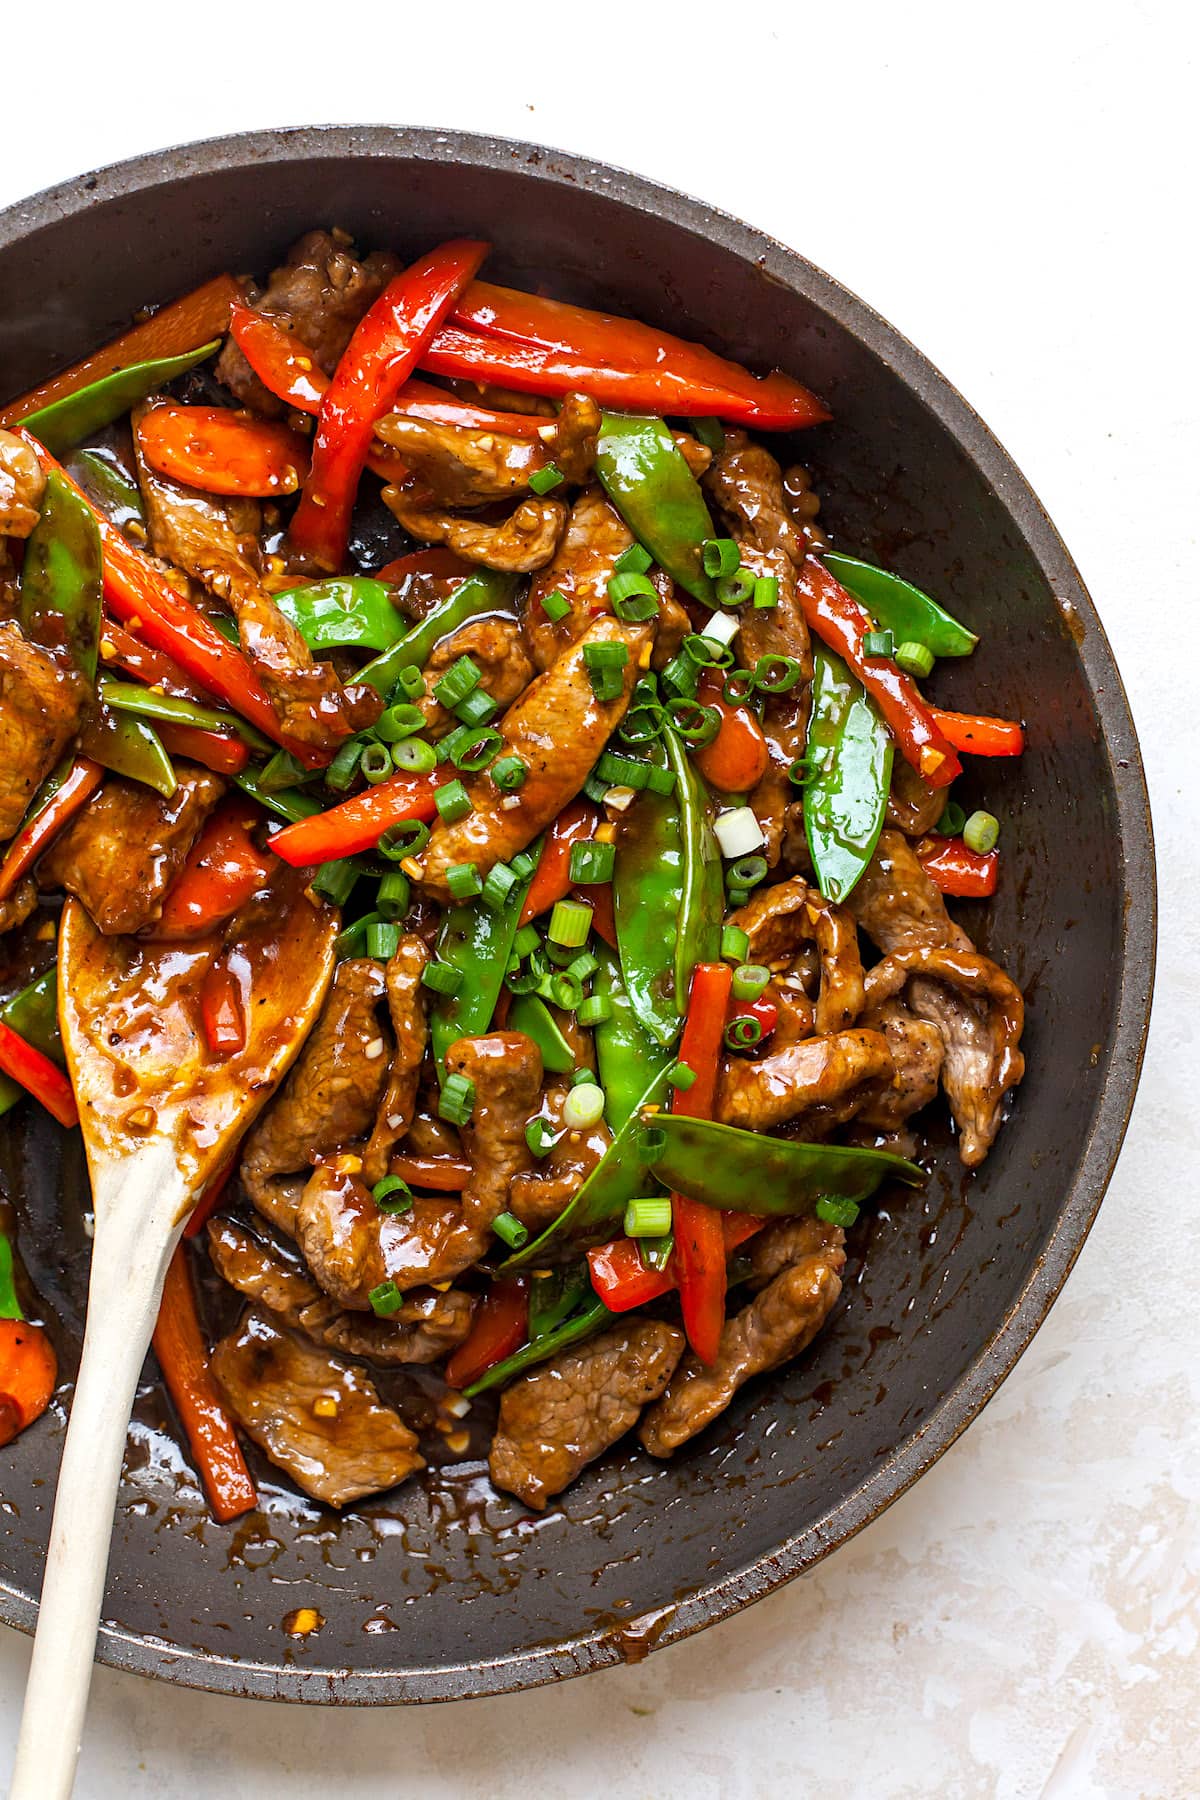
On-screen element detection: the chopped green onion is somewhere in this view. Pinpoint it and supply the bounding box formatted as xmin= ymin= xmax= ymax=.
xmin=666 ymin=699 xmax=720 ymax=747
xmin=258 ymin=749 xmax=313 ymax=793
xmin=753 ymin=576 xmax=780 ymax=610
xmin=713 ymin=806 xmax=766 ymax=859
xmin=815 ymin=1196 xmax=861 ymax=1228
xmin=334 ymin=911 xmax=380 ymax=960
xmin=528 ymin=463 xmax=564 ymax=495
xmin=722 ymin=669 xmax=756 ymax=705
xmin=492 ymin=1211 xmax=530 ymax=1247
xmin=391 ymin=737 xmax=437 ymax=774
xmin=618 ymin=703 xmax=666 ymax=743
xmin=378 ymin=818 xmax=430 ymax=860
xmin=541 ymin=589 xmax=572 ymax=624
xmin=548 ymin=899 xmax=593 ymax=948
xmin=422 ymin=960 xmax=464 ymax=996
xmin=445 ymin=862 xmax=483 ymax=901
xmin=624 ymin=1196 xmax=673 ymax=1238
xmin=638 ymin=1232 xmax=675 ymax=1272
xmin=506 ymin=962 xmax=540 ymax=995
xmin=963 ymin=809 xmax=1000 ymax=854
xmin=644 ymin=763 xmax=676 ymax=796
xmin=369 ymin=1279 xmax=405 ymax=1317
xmin=525 ymin=1117 xmax=560 ymax=1158
xmin=375 ymin=702 xmax=425 ymax=742
xmin=722 ymin=924 xmax=750 ymax=961
xmin=547 ymin=970 xmax=584 ymax=1011
xmin=608 ymin=571 xmax=660 ymax=621
xmin=661 ymin=651 xmax=699 ymax=700
xmin=360 ymin=742 xmax=393 ymax=783
xmin=582 ymin=770 xmax=611 ymax=805
xmin=937 ymin=801 xmax=967 ymax=837
xmin=728 ymin=853 xmax=768 ymax=890
xmin=491 ymin=755 xmax=528 ymax=792
xmin=614 ymin=542 xmax=653 ymax=575
xmin=376 ymin=870 xmax=411 ymax=921
xmin=366 ymin=920 xmax=400 ymax=961
xmin=894 ymin=640 xmax=935 ymax=678
xmin=438 ymin=1072 xmax=476 ymax=1127
xmin=699 ymin=610 xmax=741 ymax=650
xmin=437 ymin=724 xmax=472 ymax=765
xmin=636 ymin=1124 xmax=667 ymax=1164
xmin=513 ymin=924 xmax=540 ymax=960
xmin=862 ymin=629 xmax=895 ymax=659
xmin=510 ymin=848 xmax=540 ymax=884
xmin=578 ymin=994 xmax=612 ymax=1028
xmin=732 ymin=963 xmax=771 ymax=1001
xmin=702 ymin=538 xmax=741 ymax=579
xmin=584 ymin=640 xmax=629 ymax=702
xmin=481 ymin=861 xmax=518 ymax=911
xmin=326 ymin=737 xmax=366 ymax=792
xmin=562 ymin=1082 xmax=606 ymax=1129
xmin=753 ymin=655 xmax=803 ymax=694
xmin=569 ymin=1068 xmax=596 ymax=1087
xmin=724 ymin=1014 xmax=763 ymax=1049
xmin=391 ymin=663 xmax=425 ymax=701
xmin=682 ymin=633 xmax=735 ymax=669
xmin=433 ymin=656 xmax=482 ymax=709
xmin=787 ymin=758 xmax=809 ymax=787
xmin=666 ymin=1060 xmax=696 ymax=1091
xmin=435 ymin=779 xmax=473 ymax=824
xmin=450 ymin=726 xmax=503 ymax=772
xmin=567 ymin=950 xmax=599 ymax=982
xmin=596 ymin=750 xmax=650 ymax=789
xmin=726 ymin=886 xmax=750 ymax=909
xmin=373 ymin=1176 xmax=414 ymax=1215
xmin=454 ymin=687 xmax=498 ymax=727
xmin=715 ymin=569 xmax=756 ymax=607
xmin=569 ymin=841 xmax=616 ymax=885
xmin=309 ymin=860 xmax=358 ymax=908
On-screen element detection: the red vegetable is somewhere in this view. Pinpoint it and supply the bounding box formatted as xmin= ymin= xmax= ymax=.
xmin=0 ymin=1318 xmax=58 ymax=1446
xmin=914 ymin=834 xmax=1000 ymax=897
xmin=518 ymin=799 xmax=603 ymax=926
xmin=726 ymin=993 xmax=779 ymax=1047
xmin=588 ymin=1213 xmax=766 ymax=1313
xmin=670 ymin=961 xmax=734 ymax=1364
xmin=0 ymin=756 xmax=103 ymax=903
xmin=152 ymin=1244 xmax=257 ymax=1523
xmin=797 ymin=559 xmax=962 ymax=789
xmin=572 ymin=882 xmax=616 ymax=948
xmin=0 ymin=1020 xmax=78 ymax=1129
xmin=136 ymin=404 xmax=311 ymax=497
xmin=453 ymin=281 xmax=830 ymax=428
xmin=156 ymin=798 xmax=271 ymax=938
xmin=692 ymin=669 xmax=770 ymax=793
xmin=387 ymin=1153 xmax=471 ymax=1193
xmin=268 ymin=768 xmax=447 ymax=866
xmin=930 ymin=708 xmax=1025 ymax=757
xmin=100 ymin=619 xmax=211 ymax=704
xmin=155 ymin=722 xmax=249 ymax=777
xmin=287 ymin=238 xmax=489 ymax=572
xmin=444 ymin=1278 xmax=529 ymax=1391
xmin=376 ymin=548 xmax=474 ymax=584
xmin=199 ymin=959 xmax=247 ymax=1059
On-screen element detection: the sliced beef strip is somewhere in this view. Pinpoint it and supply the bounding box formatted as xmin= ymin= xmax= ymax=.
xmin=414 ymin=615 xmax=653 ymax=899
xmin=508 ymin=1082 xmax=612 ymax=1232
xmin=525 ymin=485 xmax=635 ymax=672
xmin=375 ymin=393 xmax=598 ymax=509
xmin=296 ymin=1031 xmax=543 ymax=1302
xmin=382 ymin=488 xmax=567 ymax=574
xmin=886 ymin=758 xmax=944 ymax=837
xmin=211 ymin=1307 xmax=423 ymax=1507
xmin=740 ymin=1216 xmax=846 ymax=1290
xmin=489 ymin=1319 xmax=685 ymax=1510
xmin=215 ymin=229 xmax=399 ymax=415
xmin=717 ymin=1027 xmax=895 ymax=1135
xmin=361 ymin=933 xmax=430 ymax=1185
xmin=206 ymin=1217 xmax=473 ymax=1364
xmin=728 ymin=877 xmax=864 ymax=1036
xmin=639 ymin=1233 xmax=845 ymax=1457
xmin=848 ymin=828 xmax=971 ymax=956
xmin=854 ymin=996 xmax=945 ymax=1131
xmin=0 ymin=623 xmax=88 ymax=840
xmin=0 ymin=429 xmax=46 ymax=537
xmin=37 ymin=764 xmax=223 ymax=935
xmin=240 ymin=958 xmax=389 ymax=1234
xmin=416 ymin=618 xmax=534 ymax=742
xmin=0 ymin=876 xmax=37 ymax=937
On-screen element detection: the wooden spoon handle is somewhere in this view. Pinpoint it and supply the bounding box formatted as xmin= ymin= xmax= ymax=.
xmin=10 ymin=1152 xmax=183 ymax=1800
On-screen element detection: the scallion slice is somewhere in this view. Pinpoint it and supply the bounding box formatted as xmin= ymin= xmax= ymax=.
xmin=378 ymin=818 xmax=430 ymax=860
xmin=562 ymin=1082 xmax=605 ymax=1129
xmin=376 ymin=870 xmax=411 ymax=921
xmin=569 ymin=841 xmax=616 ymax=885
xmin=624 ymin=1196 xmax=673 ymax=1238
xmin=438 ymin=1072 xmax=476 ymax=1127
xmin=702 ymin=538 xmax=740 ymax=579
xmin=433 ymin=656 xmax=482 ymax=709
xmin=732 ymin=963 xmax=770 ymax=1001
xmin=373 ymin=1176 xmax=413 ymax=1215
xmin=445 ymin=862 xmax=483 ymax=901
xmin=492 ymin=1211 xmax=530 ymax=1247
xmin=435 ymin=779 xmax=473 ymax=824
xmin=528 ymin=463 xmax=564 ymax=495
xmin=963 ymin=809 xmax=1000 ymax=854
xmin=422 ymin=960 xmax=464 ymax=996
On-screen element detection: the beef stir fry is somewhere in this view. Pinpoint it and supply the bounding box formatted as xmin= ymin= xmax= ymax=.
xmin=0 ymin=230 xmax=1026 ymax=1515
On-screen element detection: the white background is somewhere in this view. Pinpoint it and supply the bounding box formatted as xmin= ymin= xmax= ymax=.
xmin=0 ymin=3 xmax=1195 ymax=1794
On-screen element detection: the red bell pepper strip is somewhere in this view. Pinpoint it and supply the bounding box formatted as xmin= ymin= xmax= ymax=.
xmin=444 ymin=1278 xmax=529 ymax=1391
xmin=100 ymin=618 xmax=211 ymax=704
xmin=152 ymin=1243 xmax=257 ymax=1523
xmin=135 ymin=404 xmax=311 ymax=498
xmin=156 ymin=798 xmax=271 ymax=938
xmin=930 ymin=708 xmax=1025 ymax=757
xmin=914 ymin=834 xmax=1000 ymax=898
xmin=589 ymin=1212 xmax=766 ymax=1313
xmin=287 ymin=239 xmax=490 ymax=572
xmin=692 ymin=669 xmax=770 ymax=793
xmin=199 ymin=959 xmax=247 ymax=1059
xmin=797 ymin=559 xmax=962 ymax=789
xmin=572 ymin=882 xmax=616 ymax=948
xmin=726 ymin=993 xmax=779 ymax=1047
xmin=17 ymin=433 xmax=316 ymax=763
xmin=518 ymin=799 xmax=604 ymax=926
xmin=376 ymin=548 xmax=474 ymax=584
xmin=182 ymin=1155 xmax=238 ymax=1239
xmin=0 ymin=1020 xmax=78 ymax=1128
xmin=155 ymin=721 xmax=249 ymax=777
xmin=671 ymin=961 xmax=734 ymax=1364
xmin=268 ymin=768 xmax=447 ymax=866
xmin=0 ymin=1317 xmax=58 ymax=1446
xmin=453 ymin=281 xmax=831 ymax=429
xmin=0 ymin=757 xmax=103 ymax=903
xmin=388 ymin=1152 xmax=472 ymax=1193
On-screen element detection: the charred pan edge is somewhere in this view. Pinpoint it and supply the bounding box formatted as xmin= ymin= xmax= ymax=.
xmin=0 ymin=124 xmax=1156 ymax=1703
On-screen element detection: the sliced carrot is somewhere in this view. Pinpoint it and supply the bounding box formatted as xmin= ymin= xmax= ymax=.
xmin=152 ymin=1244 xmax=257 ymax=1523
xmin=0 ymin=1319 xmax=57 ymax=1445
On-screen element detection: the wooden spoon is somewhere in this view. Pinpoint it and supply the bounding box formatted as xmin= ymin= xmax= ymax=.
xmin=10 ymin=883 xmax=338 ymax=1799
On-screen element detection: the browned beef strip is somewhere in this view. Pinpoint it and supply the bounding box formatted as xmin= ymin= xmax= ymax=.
xmin=639 ymin=1232 xmax=845 ymax=1457
xmin=525 ymin=486 xmax=634 ymax=671
xmin=0 ymin=875 xmax=37 ymax=936
xmin=717 ymin=1027 xmax=895 ymax=1134
xmin=886 ymin=759 xmax=944 ymax=837
xmin=741 ymin=1216 xmax=846 ymax=1289
xmin=727 ymin=877 xmax=864 ymax=1036
xmin=508 ymin=1082 xmax=612 ymax=1231
xmin=0 ymin=623 xmax=88 ymax=840
xmin=848 ymin=828 xmax=971 ymax=955
xmin=36 ymin=764 xmax=223 ymax=934
xmin=416 ymin=618 xmax=534 ymax=742
xmin=382 ymin=488 xmax=567 ymax=574
xmin=215 ymin=229 xmax=399 ymax=414
xmin=854 ymin=996 xmax=945 ymax=1131
xmin=361 ymin=933 xmax=429 ymax=1186
xmin=0 ymin=429 xmax=46 ymax=536
xmin=489 ymin=1319 xmax=685 ymax=1510
xmin=376 ymin=393 xmax=597 ymax=512
xmin=240 ymin=958 xmax=388 ymax=1234
xmin=210 ymin=1308 xmax=423 ymax=1507
xmin=206 ymin=1217 xmax=473 ymax=1364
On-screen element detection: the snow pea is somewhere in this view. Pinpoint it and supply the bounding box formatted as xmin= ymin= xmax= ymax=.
xmin=81 ymin=709 xmax=176 ymax=798
xmin=528 ymin=1262 xmax=591 ymax=1342
xmin=273 ymin=578 xmax=406 ymax=653
xmin=650 ymin=1114 xmax=925 ymax=1212
xmin=592 ymin=943 xmax=673 ymax=1131
xmin=595 ymin=412 xmax=716 ymax=604
xmin=68 ymin=448 xmax=145 ymax=527
xmin=358 ymin=568 xmax=519 ymax=695
xmin=19 ymin=472 xmax=103 ymax=681
xmin=20 ymin=340 xmax=220 ymax=455
xmin=0 ymin=968 xmax=64 ymax=1120
xmin=612 ymin=728 xmax=723 ymax=1046
xmin=507 ymin=993 xmax=575 ymax=1074
xmin=823 ymin=553 xmax=977 ymax=658
xmin=463 ymin=1295 xmax=612 ymax=1396
xmin=429 ymin=849 xmax=539 ymax=1080
xmin=97 ymin=675 xmax=272 ymax=750
xmin=0 ymin=1233 xmax=19 ymax=1319
xmin=804 ymin=646 xmax=893 ymax=905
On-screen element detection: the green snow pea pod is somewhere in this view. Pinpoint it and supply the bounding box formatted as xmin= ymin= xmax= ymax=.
xmin=591 ymin=943 xmax=673 ymax=1132
xmin=80 ymin=709 xmax=177 ymax=798
xmin=358 ymin=568 xmax=519 ymax=696
xmin=429 ymin=848 xmax=540 ymax=1080
xmin=20 ymin=341 xmax=220 ymax=454
xmin=507 ymin=993 xmax=576 ymax=1075
xmin=649 ymin=1114 xmax=925 ymax=1214
xmin=823 ymin=553 xmax=978 ymax=658
xmin=804 ymin=646 xmax=893 ymax=905
xmin=273 ymin=578 xmax=407 ymax=653
xmin=0 ymin=968 xmax=65 ymax=1120
xmin=68 ymin=448 xmax=145 ymax=527
xmin=97 ymin=675 xmax=272 ymax=750
xmin=527 ymin=1262 xmax=592 ymax=1343
xmin=594 ymin=413 xmax=717 ymax=605
xmin=463 ymin=1295 xmax=612 ymax=1396
xmin=19 ymin=473 xmax=103 ymax=681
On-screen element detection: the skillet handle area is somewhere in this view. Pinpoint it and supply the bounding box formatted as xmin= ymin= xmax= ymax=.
xmin=10 ymin=1144 xmax=184 ymax=1800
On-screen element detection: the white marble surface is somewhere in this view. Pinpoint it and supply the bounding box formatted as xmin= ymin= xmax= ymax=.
xmin=0 ymin=5 xmax=1194 ymax=1794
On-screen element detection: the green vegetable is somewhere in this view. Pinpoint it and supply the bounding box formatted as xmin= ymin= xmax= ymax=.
xmin=595 ymin=413 xmax=716 ymax=605
xmin=507 ymin=994 xmax=576 ymax=1075
xmin=528 ymin=1263 xmax=591 ymax=1342
xmin=963 ymin=809 xmax=1000 ymax=854
xmin=0 ymin=1233 xmax=21 ymax=1321
xmin=82 ymin=709 xmax=176 ymax=798
xmin=429 ymin=849 xmax=539 ymax=1079
xmin=438 ymin=1072 xmax=476 ymax=1127
xmin=612 ymin=728 xmax=723 ymax=1046
xmin=649 ymin=1114 xmax=925 ymax=1214
xmin=823 ymin=552 xmax=978 ymax=659
xmin=803 ymin=646 xmax=894 ymax=905
xmin=234 ymin=771 xmax=321 ymax=823
xmin=0 ymin=968 xmax=65 ymax=1120
xmin=492 ymin=1212 xmax=529 ymax=1249
xmin=273 ymin=578 xmax=406 ymax=653
xmin=590 ymin=948 xmax=674 ymax=1135
xmin=358 ymin=569 xmax=519 ymax=694
xmin=68 ymin=448 xmax=145 ymax=526
xmin=19 ymin=472 xmax=103 ymax=681
xmin=98 ymin=675 xmax=271 ymax=749
xmin=463 ymin=1296 xmax=612 ymax=1396
xmin=20 ymin=340 xmax=220 ymax=454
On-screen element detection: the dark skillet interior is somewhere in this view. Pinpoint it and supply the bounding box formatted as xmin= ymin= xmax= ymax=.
xmin=0 ymin=128 xmax=1154 ymax=1703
